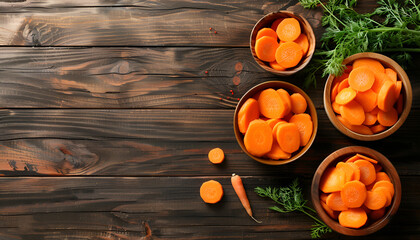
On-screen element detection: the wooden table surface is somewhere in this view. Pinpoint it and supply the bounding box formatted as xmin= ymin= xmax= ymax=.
xmin=0 ymin=0 xmax=419 ymax=239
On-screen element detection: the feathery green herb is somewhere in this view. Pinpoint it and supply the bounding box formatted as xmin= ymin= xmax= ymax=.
xmin=255 ymin=179 xmax=332 ymax=238
xmin=298 ymin=0 xmax=420 ymax=88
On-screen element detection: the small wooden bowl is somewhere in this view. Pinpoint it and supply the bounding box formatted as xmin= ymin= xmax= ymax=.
xmin=250 ymin=11 xmax=316 ymax=76
xmin=324 ymin=52 xmax=413 ymax=141
xmin=311 ymin=146 xmax=401 ymax=236
xmin=233 ymin=81 xmax=318 ymax=165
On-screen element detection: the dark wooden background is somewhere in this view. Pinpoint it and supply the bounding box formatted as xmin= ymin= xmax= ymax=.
xmin=0 ymin=0 xmax=419 ymax=239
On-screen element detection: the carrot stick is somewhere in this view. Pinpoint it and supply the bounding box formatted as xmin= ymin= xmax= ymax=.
xmin=231 ymin=173 xmax=262 ymax=223
xmin=208 ymin=148 xmax=225 ymax=164
xmin=200 ymin=180 xmax=224 ymax=204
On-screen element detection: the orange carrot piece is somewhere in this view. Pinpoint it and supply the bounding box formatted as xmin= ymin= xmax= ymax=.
xmin=200 ymin=180 xmax=224 ymax=204
xmin=346 ymin=155 xmax=361 ymax=163
xmin=258 ymin=88 xmax=288 ymax=119
xmin=371 ymin=70 xmax=391 ymax=93
xmin=255 ymin=36 xmax=278 ymax=62
xmin=353 ymin=58 xmax=385 ymax=73
xmin=269 ymin=61 xmax=287 ymax=71
xmin=376 ymin=172 xmax=391 ymax=182
xmin=290 ymin=93 xmax=307 ymax=114
xmin=275 ymin=42 xmax=303 ymax=68
xmin=320 ymin=167 xmax=346 ymax=193
xmin=271 ymin=18 xmax=285 ymax=31
xmin=336 ymin=162 xmax=356 ymax=182
xmin=339 ymin=208 xmax=368 ymax=228
xmin=370 ymin=124 xmax=387 ymax=134
xmin=354 ymin=160 xmax=376 ymax=185
xmin=256 ymin=28 xmax=278 ymax=41
xmin=276 ymin=18 xmax=301 ymax=42
xmin=238 ymin=98 xmax=260 ymax=134
xmin=231 ymin=173 xmax=261 ymax=223
xmin=326 ymin=192 xmax=349 ymax=211
xmin=348 ymin=66 xmax=375 ymax=92
xmin=294 ymin=33 xmax=309 ymax=55
xmin=396 ymin=94 xmax=403 ymax=115
xmin=265 ymin=140 xmax=291 ymax=160
xmin=244 ymin=119 xmax=273 ymax=157
xmin=364 ymin=190 xmax=387 ymax=210
xmin=331 ymin=82 xmax=340 ymax=102
xmin=355 ymin=153 xmax=378 ymax=164
xmin=321 ymin=201 xmax=339 ymax=220
xmin=337 ymin=78 xmax=350 ymax=93
xmin=335 ymin=88 xmax=357 ymax=105
xmin=289 ymin=113 xmax=313 ymax=146
xmin=374 ymin=186 xmax=392 ymax=207
xmin=377 ymin=108 xmax=398 ymax=127
xmin=272 ymin=121 xmax=287 ymax=141
xmin=208 ymin=148 xmax=225 ymax=164
xmin=266 ymin=118 xmax=281 ymax=129
xmin=394 ymin=80 xmax=402 ymax=100
xmin=332 ymin=101 xmax=341 ymax=114
xmin=348 ymin=162 xmax=361 ymax=181
xmin=320 ymin=193 xmax=329 ymax=203
xmin=277 ymin=89 xmax=292 ymax=116
xmin=355 ymin=89 xmax=378 ymax=113
xmin=276 ymin=123 xmax=301 ymax=153
xmin=385 ymin=68 xmax=397 ymax=83
xmin=372 ymin=180 xmax=394 ymax=197
xmin=337 ymin=115 xmax=373 ymax=135
xmin=378 ymin=80 xmax=397 ymax=112
xmin=369 ymin=207 xmax=386 ymax=221
xmin=363 ymin=111 xmax=377 ymax=126
xmin=340 ymin=100 xmax=365 ymax=125
xmin=341 ymin=180 xmax=367 ymax=208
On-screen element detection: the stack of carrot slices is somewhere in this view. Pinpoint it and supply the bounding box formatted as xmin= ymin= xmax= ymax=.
xmin=331 ymin=58 xmax=404 ymax=134
xmin=254 ymin=17 xmax=309 ymax=70
xmin=319 ymin=153 xmax=394 ymax=228
xmin=237 ymin=88 xmax=313 ymax=160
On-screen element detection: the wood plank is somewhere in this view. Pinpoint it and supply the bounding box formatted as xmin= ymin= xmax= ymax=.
xmin=0 ymin=109 xmax=418 ymax=176
xmin=0 ymin=47 xmax=419 ymax=109
xmin=0 ymin=0 xmax=324 ymax=46
xmin=0 ymin=176 xmax=417 ymax=239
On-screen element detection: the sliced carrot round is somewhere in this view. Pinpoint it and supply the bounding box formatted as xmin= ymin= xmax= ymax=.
xmin=289 ymin=113 xmax=313 ymax=146
xmin=276 ymin=17 xmax=301 ymax=42
xmin=256 ymin=28 xmax=278 ymax=41
xmin=258 ymin=88 xmax=287 ymax=119
xmin=337 ymin=115 xmax=373 ymax=135
xmin=337 ymin=78 xmax=350 ymax=93
xmin=376 ymin=172 xmax=391 ymax=182
xmin=320 ymin=193 xmax=329 ymax=203
xmin=266 ymin=118 xmax=281 ymax=129
xmin=371 ymin=71 xmax=391 ymax=93
xmin=372 ymin=180 xmax=394 ymax=197
xmin=370 ymin=124 xmax=387 ymax=134
xmin=265 ymin=140 xmax=291 ymax=160
xmin=208 ymin=148 xmax=225 ymax=164
xmin=269 ymin=61 xmax=286 ymax=71
xmin=336 ymin=162 xmax=356 ymax=182
xmin=394 ymin=80 xmax=402 ymax=100
xmin=275 ymin=41 xmax=303 ymax=68
xmin=363 ymin=111 xmax=377 ymax=126
xmin=276 ymin=89 xmax=292 ymax=116
xmin=294 ymin=33 xmax=309 ymax=55
xmin=320 ymin=167 xmax=346 ymax=193
xmin=321 ymin=201 xmax=339 ymax=220
xmin=338 ymin=208 xmax=368 ymax=229
xmin=290 ymin=93 xmax=307 ymax=114
xmin=326 ymin=192 xmax=348 ymax=211
xmin=355 ymin=89 xmax=378 ymax=113
xmin=396 ymin=94 xmax=404 ymax=115
xmin=276 ymin=122 xmax=300 ymax=153
xmin=377 ymin=108 xmax=398 ymax=127
xmin=353 ymin=58 xmax=385 ymax=73
xmin=200 ymin=180 xmax=224 ymax=204
xmin=341 ymin=180 xmax=367 ymax=208
xmin=348 ymin=162 xmax=361 ymax=181
xmin=348 ymin=66 xmax=375 ymax=92
xmin=332 ymin=101 xmax=341 ymax=114
xmin=238 ymin=98 xmax=260 ymax=134
xmin=385 ymin=68 xmax=397 ymax=82
xmin=378 ymin=80 xmax=397 ymax=112
xmin=340 ymin=100 xmax=365 ymax=126
xmin=244 ymin=119 xmax=273 ymax=157
xmin=374 ymin=186 xmax=392 ymax=207
xmin=364 ymin=190 xmax=387 ymax=210
xmin=354 ymin=160 xmax=376 ymax=185
xmin=335 ymin=88 xmax=356 ymax=105
xmin=271 ymin=18 xmax=285 ymax=31
xmin=255 ymin=36 xmax=278 ymax=62
xmin=272 ymin=120 xmax=287 ymax=141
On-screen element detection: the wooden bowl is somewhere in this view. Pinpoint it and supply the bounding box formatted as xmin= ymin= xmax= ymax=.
xmin=324 ymin=52 xmax=413 ymax=141
xmin=233 ymin=81 xmax=318 ymax=165
xmin=250 ymin=11 xmax=316 ymax=76
xmin=311 ymin=146 xmax=401 ymax=236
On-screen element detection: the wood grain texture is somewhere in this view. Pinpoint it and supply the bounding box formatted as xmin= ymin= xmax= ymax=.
xmin=0 ymin=176 xmax=417 ymax=240
xmin=0 ymin=109 xmax=418 ymax=176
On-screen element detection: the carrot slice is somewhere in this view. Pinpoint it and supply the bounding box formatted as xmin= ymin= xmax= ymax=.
xmin=269 ymin=61 xmax=286 ymax=71
xmin=337 ymin=115 xmax=373 ymax=135
xmin=376 ymin=172 xmax=391 ymax=182
xmin=244 ymin=119 xmax=273 ymax=157
xmin=266 ymin=118 xmax=282 ymax=129
xmin=385 ymin=68 xmax=397 ymax=83
xmin=354 ymin=160 xmax=376 ymax=185
xmin=275 ymin=42 xmax=303 ymax=68
xmin=238 ymin=98 xmax=260 ymax=134
xmin=331 ymin=82 xmax=340 ymax=102
xmin=363 ymin=111 xmax=377 ymax=126
xmin=290 ymin=93 xmax=307 ymax=114
xmin=326 ymin=192 xmax=349 ymax=211
xmin=200 ymin=180 xmax=224 ymax=204
xmin=265 ymin=139 xmax=291 ymax=160
xmin=396 ymin=94 xmax=403 ymax=115
xmin=271 ymin=18 xmax=285 ymax=31
xmin=369 ymin=207 xmax=386 ymax=221
xmin=355 ymin=89 xmax=378 ymax=113
xmin=394 ymin=80 xmax=402 ymax=100
xmin=336 ymin=162 xmax=355 ymax=182
xmin=339 ymin=208 xmax=368 ymax=229
xmin=355 ymin=153 xmax=378 ymax=164
xmin=348 ymin=162 xmax=361 ymax=181
xmin=346 ymin=155 xmax=361 ymax=163
xmin=353 ymin=58 xmax=385 ymax=73
xmin=374 ymin=186 xmax=392 ymax=207
xmin=276 ymin=123 xmax=301 ymax=153
xmin=337 ymin=78 xmax=350 ymax=93
xmin=348 ymin=66 xmax=375 ymax=92
xmin=320 ymin=167 xmax=346 ymax=193
xmin=321 ymin=201 xmax=339 ymax=220
xmin=370 ymin=124 xmax=387 ymax=134
xmin=277 ymin=89 xmax=292 ymax=116
xmin=378 ymin=80 xmax=397 ymax=112
xmin=341 ymin=180 xmax=367 ymax=208
xmin=371 ymin=70 xmax=391 ymax=93
xmin=272 ymin=120 xmax=287 ymax=141
xmin=208 ymin=148 xmax=225 ymax=164
xmin=256 ymin=28 xmax=278 ymax=41
xmin=294 ymin=33 xmax=309 ymax=55
xmin=255 ymin=36 xmax=278 ymax=62
xmin=364 ymin=190 xmax=387 ymax=210
xmin=289 ymin=113 xmax=313 ymax=146
xmin=372 ymin=180 xmax=394 ymax=197
xmin=335 ymin=73 xmax=350 ymax=84
xmin=335 ymin=87 xmax=357 ymax=105
xmin=320 ymin=192 xmax=329 ymax=203
xmin=340 ymin=100 xmax=365 ymax=125
xmin=332 ymin=101 xmax=341 ymax=114
xmin=276 ymin=18 xmax=301 ymax=42
xmin=258 ymin=88 xmax=287 ymax=119
xmin=377 ymin=108 xmax=398 ymax=127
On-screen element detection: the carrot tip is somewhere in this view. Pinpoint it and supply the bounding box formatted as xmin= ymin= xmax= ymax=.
xmin=251 ymin=215 xmax=262 ymax=223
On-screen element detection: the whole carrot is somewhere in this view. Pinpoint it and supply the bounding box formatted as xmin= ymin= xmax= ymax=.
xmin=231 ymin=173 xmax=261 ymax=223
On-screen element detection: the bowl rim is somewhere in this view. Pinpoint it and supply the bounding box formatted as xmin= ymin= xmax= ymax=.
xmin=311 ymin=146 xmax=402 ymax=236
xmin=233 ymin=80 xmax=318 ymax=165
xmin=323 ymin=52 xmax=413 ymax=141
xmin=249 ymin=10 xmax=316 ymax=76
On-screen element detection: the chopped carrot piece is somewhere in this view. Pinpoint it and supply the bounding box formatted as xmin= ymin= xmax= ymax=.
xmin=271 ymin=18 xmax=285 ymax=31
xmin=276 ymin=18 xmax=301 ymax=42
xmin=265 ymin=140 xmax=291 ymax=160
xmin=294 ymin=33 xmax=309 ymax=55
xmin=244 ymin=119 xmax=273 ymax=157
xmin=348 ymin=162 xmax=361 ymax=181
xmin=255 ymin=36 xmax=279 ymax=62
xmin=353 ymin=58 xmax=385 ymax=73
xmin=337 ymin=78 xmax=350 ymax=93
xmin=331 ymin=82 xmax=340 ymax=102
xmin=275 ymin=42 xmax=303 ymax=68
xmin=376 ymin=172 xmax=391 ymax=182
xmin=208 ymin=148 xmax=225 ymax=164
xmin=355 ymin=153 xmax=378 ymax=164
xmin=258 ymin=88 xmax=288 ymax=119
xmin=277 ymin=89 xmax=292 ymax=116
xmin=290 ymin=93 xmax=307 ymax=114
xmin=394 ymin=80 xmax=402 ymax=100
xmin=269 ymin=61 xmax=286 ymax=71
xmin=332 ymin=101 xmax=341 ymax=114
xmin=355 ymin=89 xmax=378 ymax=113
xmin=200 ymin=180 xmax=224 ymax=204
xmin=238 ymin=98 xmax=260 ymax=134
xmin=321 ymin=201 xmax=339 ymax=220
xmin=363 ymin=111 xmax=377 ymax=126
xmin=385 ymin=68 xmax=397 ymax=83
xmin=346 ymin=155 xmax=361 ymax=163
xmin=369 ymin=207 xmax=386 ymax=221
xmin=377 ymin=108 xmax=398 ymax=127
xmin=336 ymin=162 xmax=356 ymax=182
xmin=320 ymin=167 xmax=346 ymax=193
xmin=256 ymin=28 xmax=278 ymax=41
xmin=272 ymin=120 xmax=287 ymax=141
xmin=266 ymin=118 xmax=282 ymax=129
xmin=371 ymin=71 xmax=391 ymax=93
xmin=374 ymin=186 xmax=392 ymax=207
xmin=354 ymin=160 xmax=376 ymax=185
xmin=335 ymin=87 xmax=357 ymax=105
xmin=372 ymin=180 xmax=394 ymax=197
xmin=370 ymin=124 xmax=387 ymax=134
xmin=338 ymin=208 xmax=368 ymax=229
xmin=289 ymin=113 xmax=313 ymax=146
xmin=276 ymin=123 xmax=301 ymax=153
xmin=340 ymin=100 xmax=365 ymax=125
xmin=341 ymin=180 xmax=367 ymax=208
xmin=348 ymin=66 xmax=375 ymax=92
xmin=378 ymin=80 xmax=397 ymax=112
xmin=364 ymin=190 xmax=387 ymax=210
xmin=337 ymin=115 xmax=373 ymax=135
xmin=327 ymin=192 xmax=349 ymax=211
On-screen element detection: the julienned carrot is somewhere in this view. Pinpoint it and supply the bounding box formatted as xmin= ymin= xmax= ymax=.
xmin=353 ymin=58 xmax=385 ymax=73
xmin=256 ymin=28 xmax=278 ymax=41
xmin=326 ymin=192 xmax=348 ymax=211
xmin=231 ymin=173 xmax=262 ymax=223
xmin=378 ymin=80 xmax=397 ymax=112
xmin=341 ymin=180 xmax=367 ymax=208
xmin=271 ymin=18 xmax=285 ymax=31
xmin=290 ymin=93 xmax=307 ymax=114
xmin=277 ymin=89 xmax=292 ymax=116
xmin=289 ymin=113 xmax=313 ymax=146
xmin=364 ymin=190 xmax=386 ymax=210
xmin=275 ymin=42 xmax=303 ymax=68
xmin=348 ymin=66 xmax=375 ymax=92
xmin=354 ymin=160 xmax=376 ymax=185
xmin=258 ymin=88 xmax=288 ymax=119
xmin=200 ymin=180 xmax=224 ymax=204
xmin=208 ymin=148 xmax=225 ymax=164
xmin=321 ymin=201 xmax=339 ymax=220
xmin=335 ymin=87 xmax=356 ymax=105
xmin=276 ymin=18 xmax=301 ymax=42
xmin=255 ymin=36 xmax=278 ymax=62
xmin=320 ymin=167 xmax=346 ymax=193
xmin=294 ymin=33 xmax=309 ymax=55
xmin=338 ymin=208 xmax=367 ymax=229
xmin=355 ymin=153 xmax=378 ymax=164
xmin=269 ymin=61 xmax=286 ymax=71
xmin=340 ymin=100 xmax=365 ymax=126
xmin=265 ymin=140 xmax=291 ymax=160
xmin=372 ymin=180 xmax=394 ymax=197
xmin=276 ymin=123 xmax=301 ymax=153
xmin=355 ymin=89 xmax=378 ymax=113
xmin=238 ymin=98 xmax=260 ymax=134
xmin=377 ymin=108 xmax=398 ymax=127
xmin=244 ymin=119 xmax=273 ymax=157
xmin=373 ymin=187 xmax=392 ymax=207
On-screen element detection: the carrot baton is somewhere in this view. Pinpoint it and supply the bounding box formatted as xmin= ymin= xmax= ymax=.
xmin=231 ymin=173 xmax=262 ymax=223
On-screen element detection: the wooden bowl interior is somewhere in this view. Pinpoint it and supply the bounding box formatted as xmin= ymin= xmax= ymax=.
xmin=324 ymin=52 xmax=413 ymax=141
xmin=234 ymin=81 xmax=318 ymax=165
xmin=311 ymin=146 xmax=401 ymax=236
xmin=250 ymin=11 xmax=316 ymax=76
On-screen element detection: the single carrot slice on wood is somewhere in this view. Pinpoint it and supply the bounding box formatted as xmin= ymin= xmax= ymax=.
xmin=320 ymin=192 xmax=329 ymax=203
xmin=238 ymin=98 xmax=260 ymax=134
xmin=272 ymin=121 xmax=287 ymax=141
xmin=369 ymin=207 xmax=386 ymax=221
xmin=378 ymin=80 xmax=397 ymax=112
xmin=339 ymin=208 xmax=368 ymax=228
xmin=208 ymin=148 xmax=225 ymax=164
xmin=320 ymin=167 xmax=346 ymax=193
xmin=370 ymin=124 xmax=387 ymax=134
xmin=258 ymin=88 xmax=287 ymax=119
xmin=341 ymin=180 xmax=367 ymax=208
xmin=244 ymin=119 xmax=273 ymax=157
xmin=290 ymin=93 xmax=307 ymax=114
xmin=336 ymin=162 xmax=356 ymax=182
xmin=269 ymin=61 xmax=286 ymax=71
xmin=332 ymin=101 xmax=341 ymax=114
xmin=321 ymin=201 xmax=339 ymax=220
xmin=376 ymin=172 xmax=391 ymax=182
xmin=277 ymin=89 xmax=292 ymax=116
xmin=335 ymin=87 xmax=357 ymax=105
xmin=337 ymin=115 xmax=373 ymax=135
xmin=348 ymin=162 xmax=361 ymax=181
xmin=348 ymin=66 xmax=375 ymax=92
xmin=327 ymin=192 xmax=349 ymax=211
xmin=256 ymin=28 xmax=278 ymax=41
xmin=340 ymin=100 xmax=365 ymax=126
xmin=289 ymin=113 xmax=313 ymax=146
xmin=396 ymin=94 xmax=403 ymax=115
xmin=354 ymin=160 xmax=376 ymax=185
xmin=371 ymin=71 xmax=391 ymax=93
xmin=276 ymin=123 xmax=301 ymax=153
xmin=265 ymin=140 xmax=291 ymax=160
xmin=363 ymin=111 xmax=377 ymax=126
xmin=374 ymin=186 xmax=392 ymax=207
xmin=394 ymin=80 xmax=402 ymax=100
xmin=276 ymin=18 xmax=301 ymax=42
xmin=372 ymin=180 xmax=394 ymax=197
xmin=255 ymin=36 xmax=278 ymax=62
xmin=200 ymin=180 xmax=223 ymax=204
xmin=331 ymin=82 xmax=340 ymax=102
xmin=294 ymin=33 xmax=309 ymax=55
xmin=364 ymin=190 xmax=387 ymax=210
xmin=355 ymin=89 xmax=378 ymax=113
xmin=377 ymin=108 xmax=398 ymax=127
xmin=275 ymin=42 xmax=303 ymax=68
xmin=385 ymin=68 xmax=397 ymax=83
xmin=355 ymin=153 xmax=378 ymax=164
xmin=271 ymin=18 xmax=285 ymax=31
xmin=353 ymin=58 xmax=385 ymax=73
xmin=337 ymin=78 xmax=350 ymax=93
